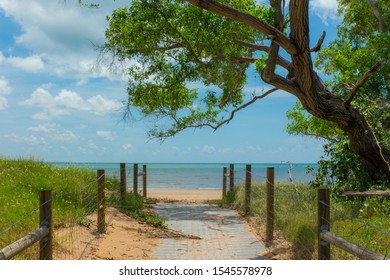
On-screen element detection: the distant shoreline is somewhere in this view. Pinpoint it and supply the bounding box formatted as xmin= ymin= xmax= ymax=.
xmin=148 ymin=188 xmax=222 ymax=203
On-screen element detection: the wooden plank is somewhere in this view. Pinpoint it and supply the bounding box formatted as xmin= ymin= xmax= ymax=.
xmin=133 ymin=163 xmax=138 ymax=193
xmin=245 ymin=164 xmax=251 ymax=216
xmin=229 ymin=164 xmax=234 ymax=191
xmin=222 ymin=167 xmax=227 ymax=198
xmin=0 ymin=227 xmax=49 ymax=260
xmin=343 ymin=190 xmax=390 ymax=197
xmin=266 ymin=167 xmax=274 ymax=245
xmin=318 ymin=188 xmax=330 ymax=260
xmin=97 ymin=169 xmax=106 ymax=234
xmin=143 ymin=165 xmax=147 ymax=198
xmin=320 ymin=231 xmax=389 ymax=260
xmin=120 ymin=163 xmax=126 ymax=201
xmin=39 ymin=190 xmax=52 ymax=260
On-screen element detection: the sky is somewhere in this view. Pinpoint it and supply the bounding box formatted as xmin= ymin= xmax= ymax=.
xmin=0 ymin=0 xmax=340 ymax=164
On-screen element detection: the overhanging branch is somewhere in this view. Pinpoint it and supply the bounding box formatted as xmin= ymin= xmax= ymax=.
xmin=310 ymin=31 xmax=326 ymax=52
xmin=262 ymin=41 xmax=280 ymax=83
xmin=185 ymin=0 xmax=297 ymax=54
xmin=221 ymin=49 xmax=254 ymax=107
xmin=366 ymin=0 xmax=386 ymax=32
xmin=233 ymin=39 xmax=291 ymax=69
xmin=184 ymin=87 xmax=279 ymax=131
xmin=343 ymin=62 xmax=382 ymax=107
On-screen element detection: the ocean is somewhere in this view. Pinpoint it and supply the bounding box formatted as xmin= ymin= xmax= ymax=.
xmin=53 ymin=162 xmax=317 ymax=190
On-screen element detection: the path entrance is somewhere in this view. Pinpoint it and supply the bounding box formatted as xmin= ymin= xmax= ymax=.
xmin=151 ymin=203 xmax=267 ymax=260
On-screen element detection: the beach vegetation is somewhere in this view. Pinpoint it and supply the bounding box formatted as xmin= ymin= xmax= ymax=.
xmin=233 ymin=182 xmax=390 ymax=259
xmin=108 ymin=191 xmax=166 ymax=228
xmin=0 ymin=157 xmax=165 ymax=259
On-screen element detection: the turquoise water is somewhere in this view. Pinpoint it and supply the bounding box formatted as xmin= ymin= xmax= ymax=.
xmin=55 ymin=163 xmax=317 ymax=189
xmin=53 ymin=162 xmax=317 ymax=189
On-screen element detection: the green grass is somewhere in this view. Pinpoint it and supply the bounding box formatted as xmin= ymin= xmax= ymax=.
xmin=0 ymin=157 xmax=165 ymax=259
xmin=0 ymin=157 xmax=100 ymax=259
xmin=0 ymin=158 xmax=96 ymax=226
xmin=107 ymin=191 xmax=166 ymax=228
xmin=232 ymin=182 xmax=389 ymax=260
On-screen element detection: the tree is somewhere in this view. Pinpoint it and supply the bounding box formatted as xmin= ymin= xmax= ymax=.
xmin=102 ymin=0 xmax=390 ymax=181
xmin=286 ymin=0 xmax=389 ymax=191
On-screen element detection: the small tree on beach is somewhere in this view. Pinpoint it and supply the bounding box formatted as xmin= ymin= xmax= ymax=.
xmin=100 ymin=0 xmax=390 ymax=183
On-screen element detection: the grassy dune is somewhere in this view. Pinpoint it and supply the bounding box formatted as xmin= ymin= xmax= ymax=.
xmin=0 ymin=158 xmax=98 ymax=229
xmin=0 ymin=157 xmax=164 ymax=259
xmin=0 ymin=158 xmax=101 ymax=257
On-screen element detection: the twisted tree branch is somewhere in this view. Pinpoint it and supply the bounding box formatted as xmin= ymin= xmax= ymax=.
xmin=185 ymin=0 xmax=297 ymax=54
xmin=310 ymin=31 xmax=326 ymax=52
xmin=343 ymin=62 xmax=382 ymax=107
xmin=233 ymin=39 xmax=291 ymax=69
xmin=366 ymin=0 xmax=386 ymax=31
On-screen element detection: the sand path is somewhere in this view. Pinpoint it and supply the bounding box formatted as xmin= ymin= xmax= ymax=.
xmin=79 ymin=189 xmax=288 ymax=260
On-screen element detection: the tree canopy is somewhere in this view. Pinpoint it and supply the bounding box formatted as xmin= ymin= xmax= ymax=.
xmin=102 ymin=0 xmax=390 ymax=182
xmin=103 ymin=0 xmax=277 ymax=137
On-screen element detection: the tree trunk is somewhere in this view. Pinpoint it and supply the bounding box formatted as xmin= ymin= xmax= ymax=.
xmin=289 ymin=0 xmax=390 ymax=179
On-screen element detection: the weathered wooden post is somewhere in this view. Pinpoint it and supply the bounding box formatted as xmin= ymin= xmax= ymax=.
xmin=120 ymin=163 xmax=126 ymax=201
xmin=143 ymin=164 xmax=147 ymax=198
xmin=229 ymin=164 xmax=234 ymax=191
xmin=266 ymin=167 xmax=274 ymax=245
xmin=222 ymin=167 xmax=227 ymax=198
xmin=318 ymin=188 xmax=330 ymax=260
xmin=39 ymin=190 xmax=52 ymax=260
xmin=133 ymin=163 xmax=138 ymax=194
xmin=97 ymin=169 xmax=106 ymax=234
xmin=245 ymin=164 xmax=252 ymax=216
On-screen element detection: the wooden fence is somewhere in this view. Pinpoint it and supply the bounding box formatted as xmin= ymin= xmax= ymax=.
xmin=0 ymin=190 xmax=52 ymax=260
xmin=0 ymin=168 xmax=113 ymax=260
xmin=120 ymin=163 xmax=147 ymax=200
xmin=318 ymin=188 xmax=389 ymax=260
xmin=224 ymin=164 xmax=389 ymax=260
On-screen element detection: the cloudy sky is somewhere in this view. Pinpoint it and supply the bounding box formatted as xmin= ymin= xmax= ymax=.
xmin=0 ymin=0 xmax=339 ymax=163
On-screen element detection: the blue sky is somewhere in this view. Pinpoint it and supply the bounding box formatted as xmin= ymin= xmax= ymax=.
xmin=0 ymin=0 xmax=340 ymax=163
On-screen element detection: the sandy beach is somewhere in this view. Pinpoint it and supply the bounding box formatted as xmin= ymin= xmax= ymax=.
xmin=147 ymin=188 xmax=222 ymax=203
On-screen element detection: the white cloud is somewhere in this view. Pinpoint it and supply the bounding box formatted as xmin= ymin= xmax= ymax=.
xmin=7 ymin=55 xmax=44 ymax=72
xmin=202 ymin=145 xmax=216 ymax=154
xmin=310 ymin=0 xmax=339 ymax=25
xmin=0 ymin=77 xmax=11 ymax=95
xmin=20 ymin=87 xmax=122 ymax=120
xmin=96 ymin=130 xmax=116 ymax=140
xmin=87 ymin=94 xmax=123 ymax=115
xmin=0 ymin=76 xmax=11 ymax=110
xmin=247 ymin=145 xmax=262 ymax=153
xmin=0 ymin=96 xmax=7 ymax=110
xmin=122 ymin=143 xmax=133 ymax=150
xmin=28 ymin=124 xmax=56 ymax=133
xmin=88 ymin=142 xmax=99 ymax=151
xmin=0 ymin=0 xmax=128 ymax=81
xmin=51 ymin=130 xmax=78 ymax=142
xmin=26 ymin=124 xmax=77 ymax=143
xmin=5 ymin=133 xmax=47 ymax=145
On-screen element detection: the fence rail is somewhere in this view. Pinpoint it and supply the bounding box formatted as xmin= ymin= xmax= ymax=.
xmin=320 ymin=231 xmax=388 ymax=260
xmin=318 ymin=188 xmax=389 ymax=260
xmin=0 ymin=190 xmax=52 ymax=260
xmin=0 ymin=226 xmax=49 ymax=260
xmin=343 ymin=190 xmax=390 ymax=197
